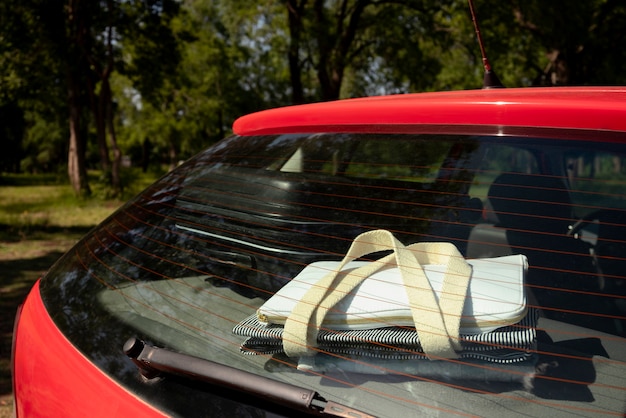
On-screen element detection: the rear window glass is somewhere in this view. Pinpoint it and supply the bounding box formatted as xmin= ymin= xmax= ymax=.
xmin=469 ymin=145 xmax=539 ymax=199
xmin=568 ymin=150 xmax=626 ymax=214
xmin=40 ymin=133 xmax=626 ymax=417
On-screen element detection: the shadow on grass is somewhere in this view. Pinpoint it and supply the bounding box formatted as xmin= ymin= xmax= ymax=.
xmin=0 ymin=224 xmax=94 ymax=243
xmin=0 ymin=173 xmax=66 ymax=187
xmin=0 ymin=225 xmax=93 ymax=396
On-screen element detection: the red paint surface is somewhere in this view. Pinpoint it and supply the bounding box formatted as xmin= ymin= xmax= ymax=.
xmin=233 ymin=87 xmax=626 ymax=136
xmin=12 ymin=281 xmax=166 ymax=418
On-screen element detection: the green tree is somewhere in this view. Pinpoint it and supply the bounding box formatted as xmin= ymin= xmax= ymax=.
xmin=0 ymin=102 xmax=25 ymax=173
xmin=0 ymin=0 xmax=182 ymax=195
xmin=84 ymin=0 xmax=182 ymax=196
xmin=437 ymin=0 xmax=626 ymax=88
xmin=115 ymin=1 xmax=226 ymax=168
xmin=4 ymin=0 xmax=626 ymax=190
xmin=283 ymin=0 xmax=456 ymax=102
xmin=116 ymin=0 xmax=291 ymax=168
xmin=510 ymin=0 xmax=626 ymax=86
xmin=0 ymin=0 xmax=70 ymax=177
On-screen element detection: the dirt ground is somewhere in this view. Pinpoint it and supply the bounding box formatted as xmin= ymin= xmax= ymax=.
xmin=0 ymin=394 xmax=12 ymax=418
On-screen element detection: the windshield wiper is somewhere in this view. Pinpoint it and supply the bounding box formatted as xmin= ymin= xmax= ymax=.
xmin=124 ymin=338 xmax=376 ymax=418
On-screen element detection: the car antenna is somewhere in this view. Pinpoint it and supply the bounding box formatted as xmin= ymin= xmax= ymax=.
xmin=468 ymin=0 xmax=504 ymax=88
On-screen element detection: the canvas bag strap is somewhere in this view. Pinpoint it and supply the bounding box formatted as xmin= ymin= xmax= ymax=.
xmin=282 ymin=229 xmax=472 ymax=359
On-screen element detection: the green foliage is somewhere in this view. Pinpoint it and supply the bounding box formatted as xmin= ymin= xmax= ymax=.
xmin=3 ymin=0 xmax=626 ymax=192
xmin=89 ymin=166 xmax=166 ymax=200
xmin=20 ymin=110 xmax=68 ymax=173
xmin=120 ymin=0 xmax=184 ymax=105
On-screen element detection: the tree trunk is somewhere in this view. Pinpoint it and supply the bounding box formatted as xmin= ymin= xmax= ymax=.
xmin=313 ymin=0 xmax=368 ymax=101
xmin=86 ymin=5 xmax=119 ymax=195
xmin=67 ymin=77 xmax=91 ymax=196
xmin=141 ymin=139 xmax=152 ymax=173
xmin=168 ymin=141 xmax=178 ymax=171
xmin=287 ymin=0 xmax=306 ymax=104
xmin=88 ymin=74 xmax=111 ymax=173
xmin=103 ymin=77 xmax=122 ymax=196
xmin=66 ymin=0 xmax=91 ymax=197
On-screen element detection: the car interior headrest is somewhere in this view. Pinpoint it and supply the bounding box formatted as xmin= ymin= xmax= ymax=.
xmin=487 ymin=172 xmax=572 ymax=233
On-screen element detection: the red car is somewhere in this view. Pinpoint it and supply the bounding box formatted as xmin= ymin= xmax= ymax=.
xmin=12 ymin=87 xmax=626 ymax=417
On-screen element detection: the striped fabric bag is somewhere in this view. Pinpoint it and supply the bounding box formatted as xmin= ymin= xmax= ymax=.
xmin=233 ymin=230 xmax=538 ymax=378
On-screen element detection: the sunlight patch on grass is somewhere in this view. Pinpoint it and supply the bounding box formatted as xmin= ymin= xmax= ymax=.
xmin=0 ymin=184 xmax=123 ymax=229
xmin=0 ymin=169 xmax=162 ymax=232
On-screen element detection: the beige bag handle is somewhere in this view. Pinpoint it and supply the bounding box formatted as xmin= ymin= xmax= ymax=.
xmin=282 ymin=229 xmax=472 ymax=360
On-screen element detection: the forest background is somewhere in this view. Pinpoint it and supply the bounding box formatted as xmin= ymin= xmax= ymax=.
xmin=2 ymin=0 xmax=626 ymax=197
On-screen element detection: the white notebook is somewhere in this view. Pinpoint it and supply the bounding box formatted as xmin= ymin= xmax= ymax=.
xmin=257 ymin=254 xmax=528 ymax=335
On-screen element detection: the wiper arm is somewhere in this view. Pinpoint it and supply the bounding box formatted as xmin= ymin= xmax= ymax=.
xmin=124 ymin=338 xmax=376 ymax=418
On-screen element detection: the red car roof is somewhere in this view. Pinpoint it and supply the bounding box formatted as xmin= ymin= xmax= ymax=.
xmin=233 ymin=87 xmax=626 ymax=136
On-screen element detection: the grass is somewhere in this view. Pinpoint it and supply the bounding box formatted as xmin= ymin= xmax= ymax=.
xmin=0 ymin=170 xmax=160 ymax=415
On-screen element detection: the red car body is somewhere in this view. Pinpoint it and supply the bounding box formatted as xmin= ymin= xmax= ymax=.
xmin=13 ymin=282 xmax=166 ymax=417
xmin=233 ymin=87 xmax=626 ymax=135
xmin=12 ymin=87 xmax=626 ymax=417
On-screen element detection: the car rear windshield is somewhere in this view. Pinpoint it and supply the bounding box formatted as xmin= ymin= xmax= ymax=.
xmin=40 ymin=133 xmax=626 ymax=417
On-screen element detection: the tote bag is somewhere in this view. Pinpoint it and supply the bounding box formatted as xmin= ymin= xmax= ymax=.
xmin=233 ymin=230 xmax=537 ymax=373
